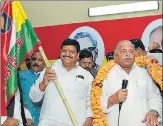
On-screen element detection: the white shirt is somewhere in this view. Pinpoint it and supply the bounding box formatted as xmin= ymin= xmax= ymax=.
xmin=30 ymin=59 xmax=93 ymax=126
xmin=101 ymin=63 xmax=162 ymax=126
xmin=1 ymin=90 xmax=32 ymax=126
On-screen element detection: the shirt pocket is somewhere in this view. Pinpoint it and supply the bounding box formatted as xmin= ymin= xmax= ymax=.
xmin=69 ymin=78 xmax=86 ymax=100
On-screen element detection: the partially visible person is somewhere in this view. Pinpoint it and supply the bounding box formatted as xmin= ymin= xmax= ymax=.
xmin=1 ymin=86 xmax=33 ymax=126
xmin=130 ymin=39 xmax=146 ymax=57
xmin=149 ymin=26 xmax=162 ymax=51
xmin=130 ymin=39 xmax=163 ymax=96
xmin=101 ymin=40 xmax=162 ymax=126
xmin=19 ymin=50 xmax=45 ymax=126
xmin=130 ymin=38 xmax=162 ymax=72
xmin=29 ymin=39 xmax=93 ymax=126
xmin=79 ymin=49 xmax=97 ymax=78
xmin=106 ymin=52 xmax=114 ymax=61
xmin=26 ymin=57 xmax=31 ymax=70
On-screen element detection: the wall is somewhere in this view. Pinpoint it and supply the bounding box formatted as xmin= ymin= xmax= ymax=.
xmin=1 ymin=1 xmax=162 ymax=70
xmin=18 ymin=1 xmax=162 ymax=27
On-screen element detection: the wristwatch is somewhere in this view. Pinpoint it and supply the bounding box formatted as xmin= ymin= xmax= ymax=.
xmin=149 ymin=109 xmax=160 ymax=117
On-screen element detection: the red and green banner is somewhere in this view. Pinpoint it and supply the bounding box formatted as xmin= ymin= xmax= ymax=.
xmin=1 ymin=1 xmax=41 ymax=115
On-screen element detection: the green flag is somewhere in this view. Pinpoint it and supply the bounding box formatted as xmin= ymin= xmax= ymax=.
xmin=2 ymin=1 xmax=41 ymax=108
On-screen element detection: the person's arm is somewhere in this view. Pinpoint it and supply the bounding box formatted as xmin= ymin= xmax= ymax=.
xmin=29 ymin=67 xmax=56 ymax=103
xmin=83 ymin=73 xmax=94 ymax=126
xmin=24 ymin=108 xmax=33 ymax=126
xmin=86 ymin=74 xmax=94 ymax=118
xmin=2 ymin=90 xmax=22 ymax=126
xmin=100 ymin=78 xmax=128 ymax=114
xmin=107 ymin=89 xmax=127 ymax=108
xmin=29 ymin=69 xmax=46 ymax=103
xmin=1 ymin=117 xmax=19 ymax=126
xmin=142 ymin=75 xmax=162 ymax=126
xmin=24 ymin=108 xmax=32 ymax=119
xmin=147 ymin=76 xmax=162 ymax=118
xmin=100 ymin=78 xmax=113 ymax=113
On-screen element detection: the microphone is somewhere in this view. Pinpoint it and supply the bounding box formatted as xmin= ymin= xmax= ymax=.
xmin=117 ymin=79 xmax=128 ymax=126
xmin=119 ymin=79 xmax=128 ymax=111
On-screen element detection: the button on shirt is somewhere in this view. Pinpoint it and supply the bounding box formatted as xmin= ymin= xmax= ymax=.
xmin=30 ymin=59 xmax=94 ymax=126
xmin=101 ymin=63 xmax=162 ymax=126
xmin=19 ymin=70 xmax=41 ymax=126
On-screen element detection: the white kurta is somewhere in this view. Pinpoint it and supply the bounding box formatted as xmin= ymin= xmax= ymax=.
xmin=101 ymin=63 xmax=162 ymax=126
xmin=1 ymin=90 xmax=32 ymax=126
xmin=29 ymin=59 xmax=93 ymax=126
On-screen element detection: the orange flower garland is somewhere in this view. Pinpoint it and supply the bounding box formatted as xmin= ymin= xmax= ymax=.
xmin=91 ymin=56 xmax=162 ymax=126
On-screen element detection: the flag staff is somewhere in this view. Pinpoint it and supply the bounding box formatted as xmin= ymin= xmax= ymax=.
xmin=38 ymin=46 xmax=78 ymax=126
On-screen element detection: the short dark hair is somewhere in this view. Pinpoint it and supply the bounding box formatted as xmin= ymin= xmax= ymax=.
xmin=79 ymin=49 xmax=93 ymax=60
xmin=130 ymin=39 xmax=145 ymax=51
xmin=31 ymin=49 xmax=40 ymax=58
xmin=61 ymin=38 xmax=80 ymax=53
xmin=106 ymin=52 xmax=114 ymax=61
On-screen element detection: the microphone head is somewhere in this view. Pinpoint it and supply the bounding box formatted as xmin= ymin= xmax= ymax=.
xmin=122 ymin=79 xmax=128 ymax=89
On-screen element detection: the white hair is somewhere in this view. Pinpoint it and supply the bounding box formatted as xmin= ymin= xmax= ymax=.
xmin=114 ymin=40 xmax=135 ymax=55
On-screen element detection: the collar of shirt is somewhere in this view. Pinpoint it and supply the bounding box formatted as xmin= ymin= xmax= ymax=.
xmin=115 ymin=62 xmax=137 ymax=74
xmin=29 ymin=69 xmax=41 ymax=76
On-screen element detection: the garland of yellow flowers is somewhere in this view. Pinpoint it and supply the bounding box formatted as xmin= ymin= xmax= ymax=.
xmin=91 ymin=56 xmax=162 ymax=126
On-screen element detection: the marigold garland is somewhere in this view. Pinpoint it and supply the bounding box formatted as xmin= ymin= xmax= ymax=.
xmin=91 ymin=56 xmax=162 ymax=126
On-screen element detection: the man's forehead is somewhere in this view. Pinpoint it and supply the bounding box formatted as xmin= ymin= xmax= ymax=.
xmin=119 ymin=46 xmax=134 ymax=49
xmin=62 ymin=45 xmax=77 ymax=50
xmin=150 ymin=30 xmax=162 ymax=39
xmin=81 ymin=57 xmax=93 ymax=61
xmin=32 ymin=52 xmax=42 ymax=57
xmin=118 ymin=41 xmax=133 ymax=49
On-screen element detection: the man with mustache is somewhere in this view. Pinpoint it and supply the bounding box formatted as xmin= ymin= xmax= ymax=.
xmin=79 ymin=49 xmax=97 ymax=78
xmin=19 ymin=50 xmax=45 ymax=126
xmin=29 ymin=39 xmax=93 ymax=126
xmin=101 ymin=40 xmax=162 ymax=126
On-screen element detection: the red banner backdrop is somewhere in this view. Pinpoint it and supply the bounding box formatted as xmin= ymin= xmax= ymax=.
xmin=34 ymin=14 xmax=162 ymax=60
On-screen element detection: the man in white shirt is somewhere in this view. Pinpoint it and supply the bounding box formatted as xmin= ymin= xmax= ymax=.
xmin=101 ymin=40 xmax=162 ymax=126
xmin=29 ymin=39 xmax=93 ymax=126
xmin=1 ymin=90 xmax=32 ymax=126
